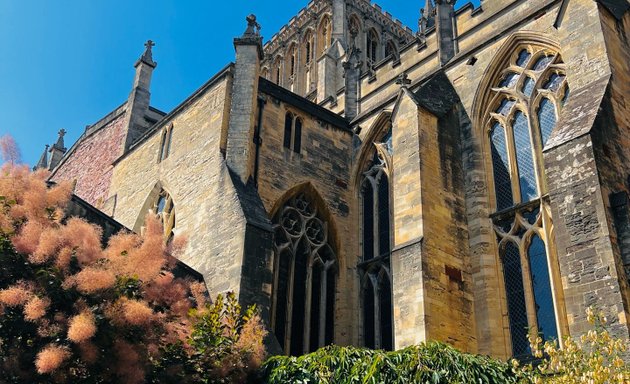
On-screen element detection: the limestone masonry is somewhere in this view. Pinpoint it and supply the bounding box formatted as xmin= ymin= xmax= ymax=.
xmin=37 ymin=0 xmax=630 ymax=359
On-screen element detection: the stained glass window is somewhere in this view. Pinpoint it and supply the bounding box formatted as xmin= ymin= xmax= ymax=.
xmin=516 ymin=50 xmax=531 ymax=67
xmin=533 ymin=55 xmax=554 ymax=71
xmin=528 ymin=236 xmax=558 ymax=342
xmin=513 ymin=112 xmax=538 ymax=202
xmin=488 ymin=45 xmax=568 ymax=357
xmin=490 ymin=123 xmax=514 ymax=211
xmin=500 ymin=73 xmax=519 ymax=88
xmin=360 ymin=128 xmax=394 ymax=350
xmin=521 ymin=77 xmax=535 ymax=97
xmin=294 ymin=118 xmax=303 ymax=154
xmin=502 ymin=242 xmax=530 ymax=357
xmin=284 ymin=112 xmax=293 ymax=149
xmin=272 ymin=194 xmax=337 ymax=355
xmin=538 ymin=98 xmax=556 ymax=147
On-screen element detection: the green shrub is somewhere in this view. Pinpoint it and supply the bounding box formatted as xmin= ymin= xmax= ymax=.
xmin=260 ymin=342 xmax=526 ymax=384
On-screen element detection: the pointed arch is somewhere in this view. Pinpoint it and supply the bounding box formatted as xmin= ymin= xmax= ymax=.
xmin=133 ymin=181 xmax=176 ymax=240
xmin=270 ymin=183 xmax=339 ymax=355
xmin=351 ymin=111 xmax=393 ymax=192
xmin=473 ymin=31 xmax=568 ymax=358
xmin=472 ymin=32 xmax=560 ymax=132
xmin=318 ymin=14 xmax=332 ymax=55
xmin=269 ymin=182 xmax=340 ymax=256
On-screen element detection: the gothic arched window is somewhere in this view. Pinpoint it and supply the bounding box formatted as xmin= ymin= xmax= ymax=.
xmin=283 ymin=112 xmax=303 ymax=154
xmin=273 ymin=57 xmax=282 ymax=85
xmin=294 ymin=117 xmax=303 ymax=154
xmin=283 ymin=112 xmax=293 ymax=149
xmin=359 ymin=128 xmax=393 ymax=350
xmin=158 ymin=123 xmax=174 ymax=163
xmin=367 ymin=29 xmax=379 ymax=65
xmin=319 ymin=17 xmax=332 ymax=54
xmin=271 ymin=193 xmax=337 ymax=355
xmin=385 ymin=40 xmax=397 ymax=60
xmin=303 ymin=30 xmax=315 ymax=93
xmin=287 ymin=44 xmax=298 ymax=92
xmin=485 ymin=45 xmax=569 ymax=357
xmin=153 ymin=189 xmax=175 ymax=240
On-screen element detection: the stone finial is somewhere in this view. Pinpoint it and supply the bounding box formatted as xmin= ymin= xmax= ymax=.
xmin=33 ymin=144 xmax=49 ymax=171
xmin=136 ymin=40 xmax=157 ymax=68
xmin=243 ymin=14 xmax=261 ymax=37
xmin=396 ymin=73 xmax=411 ymax=87
xmin=418 ymin=0 xmax=436 ymax=39
xmin=53 ymin=129 xmax=67 ymax=150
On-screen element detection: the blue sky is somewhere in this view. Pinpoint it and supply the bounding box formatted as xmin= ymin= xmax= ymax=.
xmin=0 ymin=0 xmax=479 ymax=166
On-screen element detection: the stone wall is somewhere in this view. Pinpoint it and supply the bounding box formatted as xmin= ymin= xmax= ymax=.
xmin=108 ymin=70 xmax=251 ymax=300
xmin=50 ymin=106 xmax=127 ymax=208
xmin=255 ymin=82 xmax=357 ymax=345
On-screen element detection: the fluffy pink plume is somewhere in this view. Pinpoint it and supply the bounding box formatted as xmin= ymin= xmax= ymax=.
xmin=12 ymin=221 xmax=43 ymax=255
xmin=24 ymin=296 xmax=50 ymax=321
xmin=67 ymin=311 xmax=97 ymax=343
xmin=122 ymin=299 xmax=154 ymax=326
xmin=30 ymin=227 xmax=61 ymax=264
xmin=0 ymin=285 xmax=31 ymax=306
xmin=55 ymin=247 xmax=74 ymax=270
xmin=35 ymin=344 xmax=70 ymax=374
xmin=0 ymin=135 xmax=21 ymax=165
xmin=60 ymin=218 xmax=103 ymax=265
xmin=70 ymin=267 xmax=116 ymax=294
xmin=119 ymin=215 xmax=166 ymax=281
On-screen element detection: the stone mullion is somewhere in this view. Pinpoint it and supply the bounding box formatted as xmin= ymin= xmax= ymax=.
xmin=284 ymin=249 xmax=297 ymax=353
xmin=319 ymin=263 xmax=328 ymax=348
xmin=502 ymin=116 xmax=522 ymax=204
xmin=270 ymin=241 xmax=281 ymax=331
xmin=372 ymin=274 xmax=381 ymax=350
xmin=370 ymin=175 xmax=380 ymax=260
xmin=540 ymin=201 xmax=568 ymax=348
xmin=518 ymin=229 xmax=539 ymax=337
xmin=303 ymin=254 xmax=314 ymax=354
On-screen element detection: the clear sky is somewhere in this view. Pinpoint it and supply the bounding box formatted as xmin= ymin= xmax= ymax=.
xmin=0 ymin=0 xmax=480 ymax=167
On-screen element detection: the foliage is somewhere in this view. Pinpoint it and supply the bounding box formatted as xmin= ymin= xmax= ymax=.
xmin=260 ymin=341 xmax=526 ymax=384
xmin=0 ymin=158 xmax=266 ymax=383
xmin=516 ymin=307 xmax=630 ymax=384
xmin=151 ymin=292 xmax=267 ymax=384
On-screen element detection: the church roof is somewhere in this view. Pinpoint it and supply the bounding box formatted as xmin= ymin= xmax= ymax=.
xmin=597 ymin=0 xmax=630 ymax=20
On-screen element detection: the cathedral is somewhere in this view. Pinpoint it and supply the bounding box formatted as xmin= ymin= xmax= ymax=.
xmin=34 ymin=0 xmax=630 ymax=360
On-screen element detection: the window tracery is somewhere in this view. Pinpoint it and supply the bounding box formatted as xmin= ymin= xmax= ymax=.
xmin=485 ymin=45 xmax=569 ymax=357
xmin=283 ymin=112 xmax=302 ymax=154
xmin=153 ymin=189 xmax=175 ymax=240
xmin=366 ymin=29 xmax=379 ymax=66
xmin=359 ymin=128 xmax=393 ymax=350
xmin=271 ymin=193 xmax=337 ymax=355
xmin=158 ymin=124 xmax=173 ymax=163
xmin=319 ymin=17 xmax=332 ymax=54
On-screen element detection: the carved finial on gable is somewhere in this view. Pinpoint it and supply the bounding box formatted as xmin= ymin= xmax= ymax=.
xmin=243 ymin=14 xmax=261 ymax=37
xmin=33 ymin=144 xmax=49 ymax=171
xmin=418 ymin=0 xmax=436 ymax=41
xmin=54 ymin=129 xmax=67 ymax=150
xmin=137 ymin=40 xmax=157 ymax=68
xmin=396 ymin=73 xmax=411 ymax=88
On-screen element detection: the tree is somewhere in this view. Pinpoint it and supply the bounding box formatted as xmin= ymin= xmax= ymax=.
xmin=0 ymin=152 xmax=266 ymax=383
xmin=517 ymin=307 xmax=630 ymax=384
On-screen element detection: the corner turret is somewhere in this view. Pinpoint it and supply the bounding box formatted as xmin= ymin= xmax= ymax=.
xmin=48 ymin=129 xmax=67 ymax=171
xmin=226 ymin=15 xmax=264 ymax=184
xmin=122 ymin=40 xmax=157 ymax=152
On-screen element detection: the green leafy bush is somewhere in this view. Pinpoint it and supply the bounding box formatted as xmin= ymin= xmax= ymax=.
xmin=260 ymin=342 xmax=526 ymax=384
